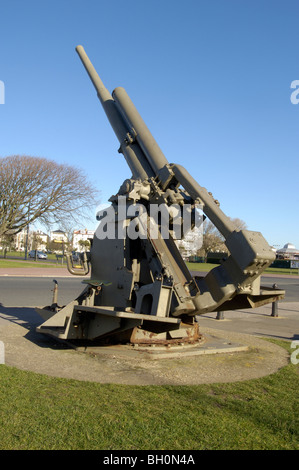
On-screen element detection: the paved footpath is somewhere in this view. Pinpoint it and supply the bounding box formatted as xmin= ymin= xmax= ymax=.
xmin=0 ymin=267 xmax=298 ymax=385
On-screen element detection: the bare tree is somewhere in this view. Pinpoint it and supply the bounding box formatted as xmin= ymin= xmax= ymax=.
xmin=197 ymin=217 xmax=247 ymax=261
xmin=0 ymin=155 xmax=100 ymax=237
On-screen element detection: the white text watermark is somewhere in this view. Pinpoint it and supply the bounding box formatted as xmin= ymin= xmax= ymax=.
xmin=0 ymin=341 xmax=4 ymax=364
xmin=290 ymin=340 xmax=299 ymax=365
xmin=0 ymin=81 xmax=4 ymax=104
xmin=290 ymin=80 xmax=299 ymax=105
xmin=95 ymin=197 xmax=204 ymax=253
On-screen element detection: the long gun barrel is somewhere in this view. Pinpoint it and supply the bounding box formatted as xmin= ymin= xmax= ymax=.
xmin=76 ymin=46 xmax=236 ymax=238
xmin=112 ymin=86 xmax=169 ymax=175
xmin=76 ymin=45 xmax=168 ymax=180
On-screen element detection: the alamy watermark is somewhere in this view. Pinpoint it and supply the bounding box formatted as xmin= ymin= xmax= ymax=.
xmin=290 ymin=340 xmax=299 ymax=365
xmin=0 ymin=80 xmax=4 ymax=104
xmin=290 ymin=80 xmax=299 ymax=104
xmin=0 ymin=341 xmax=4 ymax=364
xmin=95 ymin=197 xmax=204 ymax=254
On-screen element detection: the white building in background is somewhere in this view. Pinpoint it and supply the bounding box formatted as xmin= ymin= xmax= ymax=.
xmin=176 ymin=227 xmax=203 ymax=260
xmin=276 ymin=243 xmax=299 ymax=260
xmin=50 ymin=230 xmax=68 ymax=244
xmin=13 ymin=229 xmax=48 ymax=251
xmin=73 ymin=229 xmax=95 ymax=251
xmin=14 ymin=229 xmax=28 ymax=251
xmin=33 ymin=230 xmax=49 ymax=250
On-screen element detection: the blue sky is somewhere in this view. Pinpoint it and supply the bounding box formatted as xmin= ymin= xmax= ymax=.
xmin=0 ymin=0 xmax=298 ymax=250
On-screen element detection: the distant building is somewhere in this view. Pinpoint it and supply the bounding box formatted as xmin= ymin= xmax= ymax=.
xmin=14 ymin=229 xmax=29 ymax=251
xmin=175 ymin=227 xmax=203 ymax=260
xmin=50 ymin=230 xmax=68 ymax=244
xmin=12 ymin=229 xmax=49 ymax=252
xmin=276 ymin=243 xmax=299 ymax=260
xmin=31 ymin=230 xmax=49 ymax=251
xmin=73 ymin=229 xmax=95 ymax=251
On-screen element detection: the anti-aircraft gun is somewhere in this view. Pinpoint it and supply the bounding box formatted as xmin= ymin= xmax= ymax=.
xmin=36 ymin=46 xmax=284 ymax=346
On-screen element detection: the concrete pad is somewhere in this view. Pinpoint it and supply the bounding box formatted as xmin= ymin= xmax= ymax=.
xmin=0 ymin=304 xmax=290 ymax=385
xmin=74 ymin=334 xmax=248 ymax=360
xmin=198 ymin=301 xmax=299 ymax=342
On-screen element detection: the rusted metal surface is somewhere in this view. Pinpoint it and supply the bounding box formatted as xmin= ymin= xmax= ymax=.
xmin=130 ymin=322 xmax=202 ymax=346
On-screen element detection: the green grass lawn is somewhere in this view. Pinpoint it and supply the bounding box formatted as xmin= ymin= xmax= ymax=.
xmin=187 ymin=262 xmax=299 ymax=276
xmin=0 ymin=259 xmax=65 ymax=269
xmin=1 ymin=257 xmax=298 ymax=276
xmin=0 ymin=340 xmax=298 ymax=450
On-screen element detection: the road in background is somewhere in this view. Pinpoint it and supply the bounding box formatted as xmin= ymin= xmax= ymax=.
xmin=260 ymin=276 xmax=299 ymax=302
xmin=0 ymin=274 xmax=298 ymax=342
xmin=0 ymin=275 xmax=298 ymax=307
xmin=0 ymin=277 xmax=85 ymax=307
